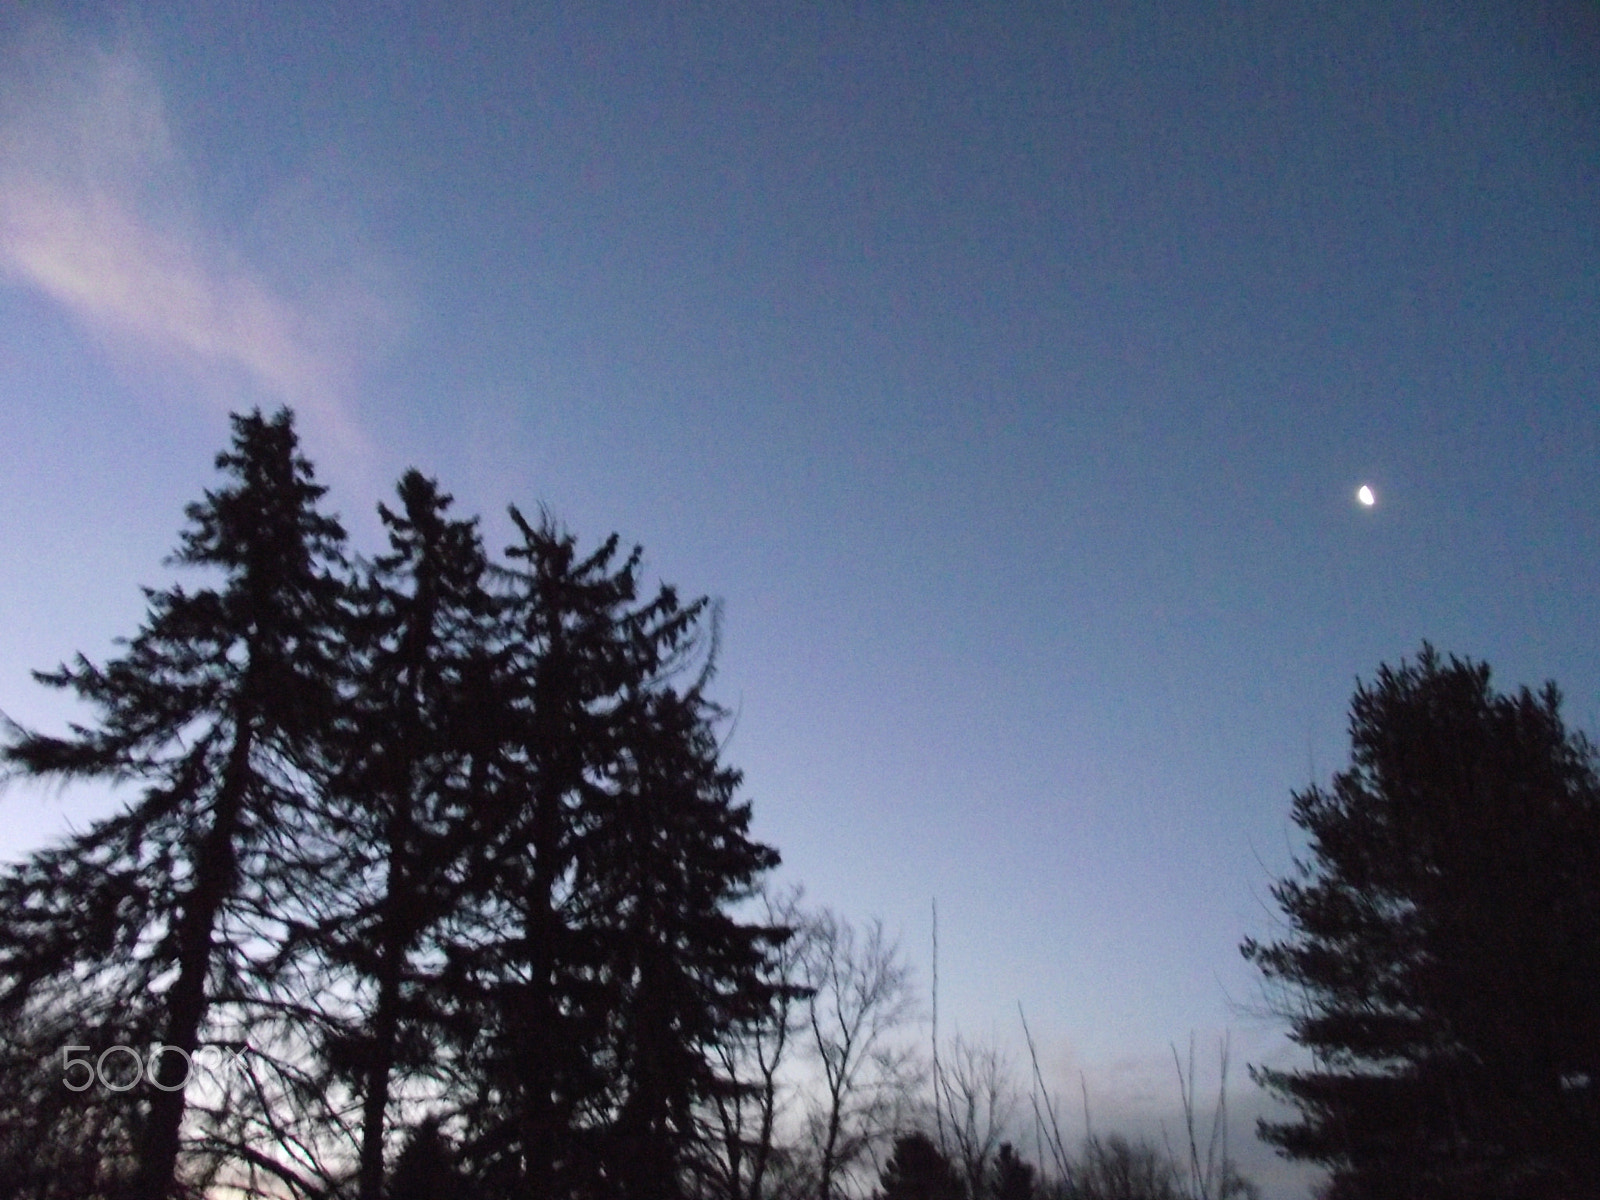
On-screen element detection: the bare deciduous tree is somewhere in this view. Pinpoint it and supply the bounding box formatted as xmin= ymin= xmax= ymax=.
xmin=698 ymin=885 xmax=816 ymax=1200
xmin=937 ymin=1035 xmax=1021 ymax=1198
xmin=1074 ymin=1134 xmax=1184 ymax=1200
xmin=1162 ymin=1035 xmax=1257 ymax=1200
xmin=802 ymin=910 xmax=920 ymax=1200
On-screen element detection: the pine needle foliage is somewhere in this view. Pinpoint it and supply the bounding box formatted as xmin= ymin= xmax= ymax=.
xmin=0 ymin=411 xmax=791 ymax=1200
xmin=1242 ymin=645 xmax=1600 ymax=1198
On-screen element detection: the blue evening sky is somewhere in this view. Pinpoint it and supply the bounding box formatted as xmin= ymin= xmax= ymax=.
xmin=2 ymin=5 xmax=1596 ymax=1193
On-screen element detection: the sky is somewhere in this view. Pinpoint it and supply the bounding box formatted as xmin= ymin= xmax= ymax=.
xmin=1 ymin=4 xmax=1597 ymax=1194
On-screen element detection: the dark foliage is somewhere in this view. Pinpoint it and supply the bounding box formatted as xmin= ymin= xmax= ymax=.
xmin=0 ymin=411 xmax=789 ymax=1199
xmin=447 ymin=508 xmax=786 ymax=1200
xmin=311 ymin=469 xmax=496 ymax=1200
xmin=1242 ymin=645 xmax=1600 ymax=1198
xmin=991 ymin=1143 xmax=1036 ymax=1200
xmin=0 ymin=998 xmax=143 ymax=1199
xmin=386 ymin=1120 xmax=469 ymax=1200
xmin=0 ymin=408 xmax=347 ymax=1200
xmin=877 ymin=1132 xmax=966 ymax=1200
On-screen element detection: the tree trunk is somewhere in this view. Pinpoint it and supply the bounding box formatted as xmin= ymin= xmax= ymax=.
xmin=357 ymin=838 xmax=409 ymax=1200
xmin=131 ymin=722 xmax=253 ymax=1200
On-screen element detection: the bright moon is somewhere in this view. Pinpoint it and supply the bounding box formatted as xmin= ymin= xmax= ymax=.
xmin=1357 ymin=484 xmax=1376 ymax=507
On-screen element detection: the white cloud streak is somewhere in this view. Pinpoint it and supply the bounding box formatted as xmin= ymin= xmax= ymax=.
xmin=0 ymin=28 xmax=384 ymax=461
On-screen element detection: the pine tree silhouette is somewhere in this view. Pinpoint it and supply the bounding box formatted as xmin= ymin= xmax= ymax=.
xmin=0 ymin=409 xmax=347 ymax=1200
xmin=446 ymin=509 xmax=785 ymax=1198
xmin=1244 ymin=646 xmax=1600 ymax=1197
xmin=314 ymin=470 xmax=495 ymax=1200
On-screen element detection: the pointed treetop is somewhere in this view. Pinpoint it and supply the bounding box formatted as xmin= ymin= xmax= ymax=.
xmin=175 ymin=407 xmax=345 ymax=577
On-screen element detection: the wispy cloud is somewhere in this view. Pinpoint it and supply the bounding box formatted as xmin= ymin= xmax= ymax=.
xmin=0 ymin=27 xmax=390 ymax=462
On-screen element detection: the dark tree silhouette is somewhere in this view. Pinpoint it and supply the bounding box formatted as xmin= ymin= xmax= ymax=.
xmin=589 ymin=680 xmax=785 ymax=1198
xmin=876 ymin=1132 xmax=965 ymax=1200
xmin=990 ymin=1144 xmax=1036 ymax=1200
xmin=447 ymin=509 xmax=786 ymax=1199
xmin=0 ymin=412 xmax=790 ymax=1197
xmin=386 ymin=1119 xmax=468 ymax=1200
xmin=447 ymin=511 xmax=667 ymax=1197
xmin=0 ymin=409 xmax=347 ymax=1200
xmin=1242 ymin=646 xmax=1600 ymax=1198
xmin=314 ymin=470 xmax=495 ymax=1200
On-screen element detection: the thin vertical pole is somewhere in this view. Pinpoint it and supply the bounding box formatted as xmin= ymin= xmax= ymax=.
xmin=932 ymin=897 xmax=944 ymax=1154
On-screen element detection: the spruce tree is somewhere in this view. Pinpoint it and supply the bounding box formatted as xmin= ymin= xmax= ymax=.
xmin=313 ymin=470 xmax=494 ymax=1200
xmin=449 ymin=510 xmax=664 ymax=1197
xmin=0 ymin=409 xmax=347 ymax=1200
xmin=593 ymin=681 xmax=783 ymax=1198
xmin=449 ymin=509 xmax=785 ymax=1199
xmin=1242 ymin=646 xmax=1600 ymax=1198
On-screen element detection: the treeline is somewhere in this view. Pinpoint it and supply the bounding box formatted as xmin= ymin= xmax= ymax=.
xmin=12 ymin=409 xmax=1593 ymax=1200
xmin=3 ymin=410 xmax=1250 ymax=1200
xmin=0 ymin=410 xmax=785 ymax=1200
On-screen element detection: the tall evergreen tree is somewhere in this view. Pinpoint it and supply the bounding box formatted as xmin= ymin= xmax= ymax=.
xmin=1 ymin=413 xmax=793 ymax=1197
xmin=0 ymin=409 xmax=347 ymax=1200
xmin=449 ymin=510 xmax=663 ymax=1197
xmin=448 ymin=509 xmax=785 ymax=1199
xmin=1242 ymin=646 xmax=1600 ymax=1198
xmin=591 ymin=677 xmax=784 ymax=1198
xmin=312 ymin=470 xmax=494 ymax=1200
